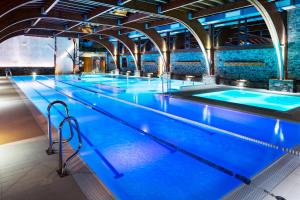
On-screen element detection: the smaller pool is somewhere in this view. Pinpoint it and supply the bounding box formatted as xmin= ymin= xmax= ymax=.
xmin=193 ymin=89 xmax=300 ymax=111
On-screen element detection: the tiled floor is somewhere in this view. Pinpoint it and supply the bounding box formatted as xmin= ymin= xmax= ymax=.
xmin=0 ymin=78 xmax=44 ymax=144
xmin=0 ymin=136 xmax=88 ymax=200
xmin=0 ymin=77 xmax=113 ymax=200
xmin=263 ymin=167 xmax=300 ymax=200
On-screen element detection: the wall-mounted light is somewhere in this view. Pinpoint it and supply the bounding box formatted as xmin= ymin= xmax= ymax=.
xmin=32 ymin=72 xmax=37 ymax=80
xmin=236 ymin=79 xmax=248 ymax=88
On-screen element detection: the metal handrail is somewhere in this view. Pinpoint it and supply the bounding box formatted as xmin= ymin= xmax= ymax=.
xmin=160 ymin=72 xmax=171 ymax=95
xmin=57 ymin=116 xmax=82 ymax=177
xmin=46 ymin=100 xmax=74 ymax=154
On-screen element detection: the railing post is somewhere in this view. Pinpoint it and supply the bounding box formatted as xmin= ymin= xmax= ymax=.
xmin=46 ymin=100 xmax=71 ymax=155
xmin=46 ymin=110 xmax=54 ymax=154
xmin=57 ymin=116 xmax=82 ymax=177
xmin=58 ymin=121 xmax=64 ymax=176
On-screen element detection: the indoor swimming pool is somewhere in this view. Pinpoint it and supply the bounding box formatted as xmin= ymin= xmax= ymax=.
xmin=11 ymin=74 xmax=300 ymax=199
xmin=193 ymin=89 xmax=300 ymax=111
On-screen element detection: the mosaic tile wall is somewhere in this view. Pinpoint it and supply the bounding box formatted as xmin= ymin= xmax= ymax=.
xmin=120 ymin=49 xmax=277 ymax=82
xmin=107 ymin=54 xmax=116 ymax=71
xmin=214 ymin=48 xmax=278 ymax=82
xmin=288 ymin=8 xmax=300 ymax=80
xmin=120 ymin=55 xmax=136 ymax=73
xmin=141 ymin=53 xmax=159 ymax=74
xmin=170 ymin=51 xmax=207 ymax=76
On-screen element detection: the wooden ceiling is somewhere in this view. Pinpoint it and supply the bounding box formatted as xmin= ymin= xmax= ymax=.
xmin=0 ymin=0 xmax=254 ymax=41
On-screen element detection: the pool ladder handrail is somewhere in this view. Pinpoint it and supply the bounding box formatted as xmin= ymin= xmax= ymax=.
xmin=57 ymin=116 xmax=82 ymax=177
xmin=160 ymin=72 xmax=172 ymax=96
xmin=46 ymin=100 xmax=74 ymax=155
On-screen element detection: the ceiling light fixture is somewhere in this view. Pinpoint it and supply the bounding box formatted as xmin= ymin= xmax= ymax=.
xmin=112 ymin=9 xmax=128 ymax=17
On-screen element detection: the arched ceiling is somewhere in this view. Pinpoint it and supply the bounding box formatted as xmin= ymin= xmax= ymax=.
xmin=0 ymin=0 xmax=251 ymax=42
xmin=0 ymin=0 xmax=287 ymax=78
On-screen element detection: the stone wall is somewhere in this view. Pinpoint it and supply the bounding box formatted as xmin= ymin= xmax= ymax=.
xmin=107 ymin=54 xmax=116 ymax=72
xmin=287 ymin=7 xmax=300 ymax=90
xmin=215 ymin=48 xmax=278 ymax=88
xmin=141 ymin=53 xmax=160 ymax=74
xmin=120 ymin=55 xmax=136 ymax=73
xmin=120 ymin=48 xmax=278 ymax=86
xmin=170 ymin=51 xmax=207 ymax=76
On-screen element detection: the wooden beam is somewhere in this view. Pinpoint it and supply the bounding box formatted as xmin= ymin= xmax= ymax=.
xmin=44 ymin=0 xmax=60 ymax=14
xmin=162 ymin=0 xmax=207 ymax=12
xmin=0 ymin=0 xmax=39 ymax=18
xmin=85 ymin=35 xmax=118 ymax=69
xmin=0 ymin=8 xmax=117 ymax=34
xmin=121 ymin=13 xmax=149 ymax=25
xmin=0 ymin=29 xmax=78 ymax=44
xmin=101 ymin=30 xmax=140 ymax=70
xmin=90 ymin=0 xmax=212 ymax=74
xmin=26 ymin=0 xmax=61 ymax=33
xmin=57 ymin=0 xmax=134 ymax=36
xmin=190 ymin=1 xmax=252 ymax=19
xmin=147 ymin=19 xmax=175 ymax=28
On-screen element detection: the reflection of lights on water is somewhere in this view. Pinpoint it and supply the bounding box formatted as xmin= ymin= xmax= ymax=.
xmin=274 ymin=119 xmax=285 ymax=142
xmin=133 ymin=95 xmax=138 ymax=104
xmin=274 ymin=119 xmax=280 ymax=135
xmin=162 ymin=96 xmax=168 ymax=112
xmin=141 ymin=125 xmax=149 ymax=133
xmin=203 ymin=105 xmax=211 ymax=124
xmin=279 ymin=129 xmax=285 ymax=142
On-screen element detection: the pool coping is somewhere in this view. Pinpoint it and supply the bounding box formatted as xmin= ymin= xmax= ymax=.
xmin=223 ymin=145 xmax=300 ymax=200
xmin=9 ymin=77 xmax=115 ymax=200
xmin=172 ymin=85 xmax=300 ymax=123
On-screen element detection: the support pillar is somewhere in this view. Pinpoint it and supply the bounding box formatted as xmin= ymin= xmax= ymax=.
xmin=208 ymin=25 xmax=215 ymax=75
xmin=136 ymin=37 xmax=142 ymax=71
xmin=115 ymin=41 xmax=121 ymax=70
xmin=164 ymin=32 xmax=171 ymax=73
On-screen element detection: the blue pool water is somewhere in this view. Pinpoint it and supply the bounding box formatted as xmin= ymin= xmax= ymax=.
xmin=12 ymin=74 xmax=300 ymax=199
xmin=193 ymin=89 xmax=300 ymax=111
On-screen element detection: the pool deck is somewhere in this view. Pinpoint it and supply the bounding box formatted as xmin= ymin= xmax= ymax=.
xmin=173 ymin=85 xmax=300 ymax=123
xmin=0 ymin=77 xmax=113 ymax=200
